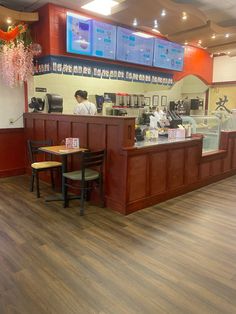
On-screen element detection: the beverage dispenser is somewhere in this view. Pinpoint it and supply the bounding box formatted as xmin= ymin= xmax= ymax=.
xmin=138 ymin=95 xmax=145 ymax=108
xmin=116 ymin=93 xmax=122 ymax=107
xmin=123 ymin=93 xmax=129 ymax=107
xmin=130 ymin=94 xmax=138 ymax=107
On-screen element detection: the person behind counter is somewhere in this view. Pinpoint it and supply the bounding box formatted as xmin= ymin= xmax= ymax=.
xmin=74 ymin=90 xmax=97 ymax=115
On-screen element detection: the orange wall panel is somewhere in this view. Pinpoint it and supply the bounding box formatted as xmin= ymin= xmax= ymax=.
xmin=174 ymin=46 xmax=213 ymax=84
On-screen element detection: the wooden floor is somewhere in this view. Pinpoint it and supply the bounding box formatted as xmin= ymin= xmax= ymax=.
xmin=0 ymin=175 xmax=236 ymax=314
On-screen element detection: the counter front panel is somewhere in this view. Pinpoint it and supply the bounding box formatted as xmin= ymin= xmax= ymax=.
xmin=24 ymin=113 xmax=236 ymax=214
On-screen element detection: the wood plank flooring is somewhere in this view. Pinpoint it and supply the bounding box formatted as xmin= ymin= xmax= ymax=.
xmin=0 ymin=175 xmax=236 ymax=314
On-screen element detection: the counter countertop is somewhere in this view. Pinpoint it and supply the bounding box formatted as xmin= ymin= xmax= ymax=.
xmin=135 ymin=136 xmax=200 ymax=148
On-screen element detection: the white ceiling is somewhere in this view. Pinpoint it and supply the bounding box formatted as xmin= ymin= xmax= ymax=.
xmin=1 ymin=0 xmax=236 ymax=56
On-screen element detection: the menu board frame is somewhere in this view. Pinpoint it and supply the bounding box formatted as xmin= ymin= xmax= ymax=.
xmin=66 ymin=12 xmax=93 ymax=56
xmin=91 ymin=20 xmax=117 ymax=60
xmin=66 ymin=11 xmax=185 ymax=72
xmin=153 ymin=37 xmax=185 ymax=71
xmin=116 ymin=26 xmax=154 ymax=66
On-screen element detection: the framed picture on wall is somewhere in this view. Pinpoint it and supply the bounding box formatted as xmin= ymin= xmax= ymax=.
xmin=161 ymin=95 xmax=167 ymax=107
xmin=144 ymin=97 xmax=151 ymax=107
xmin=152 ymin=95 xmax=159 ymax=107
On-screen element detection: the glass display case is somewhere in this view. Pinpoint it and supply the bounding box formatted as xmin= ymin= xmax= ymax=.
xmin=213 ymin=110 xmax=236 ymax=131
xmin=190 ymin=115 xmax=221 ymax=152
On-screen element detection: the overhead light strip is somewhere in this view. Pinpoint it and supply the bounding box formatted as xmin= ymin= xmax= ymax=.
xmin=82 ymin=0 xmax=119 ymax=16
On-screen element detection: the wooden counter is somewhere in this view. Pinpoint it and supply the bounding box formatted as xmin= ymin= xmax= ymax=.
xmin=24 ymin=113 xmax=236 ymax=214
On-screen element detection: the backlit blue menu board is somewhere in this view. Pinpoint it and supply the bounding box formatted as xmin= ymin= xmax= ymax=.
xmin=153 ymin=38 xmax=184 ymax=71
xmin=116 ymin=27 xmax=154 ymax=66
xmin=92 ymin=21 xmax=116 ymax=60
xmin=66 ymin=12 xmax=92 ymax=55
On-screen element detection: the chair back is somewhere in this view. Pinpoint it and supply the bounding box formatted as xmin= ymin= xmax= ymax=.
xmin=81 ymin=149 xmax=105 ymax=176
xmin=27 ymin=139 xmax=53 ymax=163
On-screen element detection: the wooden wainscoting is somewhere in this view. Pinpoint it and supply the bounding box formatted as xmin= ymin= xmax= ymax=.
xmin=0 ymin=128 xmax=26 ymax=178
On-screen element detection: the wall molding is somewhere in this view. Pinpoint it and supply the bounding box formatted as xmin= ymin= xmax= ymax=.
xmin=212 ymin=81 xmax=236 ymax=86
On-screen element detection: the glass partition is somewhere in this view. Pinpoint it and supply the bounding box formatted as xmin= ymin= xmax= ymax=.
xmin=192 ymin=115 xmax=220 ymax=152
xmin=182 ymin=115 xmax=221 ymax=153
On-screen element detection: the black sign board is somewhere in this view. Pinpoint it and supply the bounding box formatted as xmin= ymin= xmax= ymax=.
xmin=35 ymin=87 xmax=47 ymax=92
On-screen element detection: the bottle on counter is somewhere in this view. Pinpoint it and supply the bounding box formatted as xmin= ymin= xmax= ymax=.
xmin=185 ymin=124 xmax=192 ymax=138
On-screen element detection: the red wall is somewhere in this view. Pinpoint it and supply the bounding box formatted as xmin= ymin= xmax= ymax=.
xmin=0 ymin=128 xmax=26 ymax=178
xmin=31 ymin=3 xmax=213 ymax=84
xmin=174 ymin=46 xmax=213 ymax=85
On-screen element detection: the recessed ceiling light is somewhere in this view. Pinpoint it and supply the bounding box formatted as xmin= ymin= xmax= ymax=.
xmin=6 ymin=17 xmax=12 ymax=24
xmin=81 ymin=0 xmax=118 ymax=16
xmin=198 ymin=40 xmax=202 ymax=45
xmin=182 ymin=12 xmax=187 ymax=20
xmin=211 ymin=34 xmax=216 ymax=39
xmin=227 ymin=51 xmax=231 ymax=54
xmin=133 ymin=32 xmax=153 ymax=38
xmin=184 ymin=41 xmax=188 ymax=45
xmin=133 ymin=18 xmax=138 ymax=26
xmin=154 ymin=19 xmax=158 ymax=28
xmin=161 ymin=9 xmax=166 ymax=17
xmin=225 ymin=33 xmax=230 ymax=38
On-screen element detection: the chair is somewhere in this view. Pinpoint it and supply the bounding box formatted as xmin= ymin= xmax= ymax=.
xmin=62 ymin=149 xmax=105 ymax=216
xmin=27 ymin=139 xmax=62 ymax=198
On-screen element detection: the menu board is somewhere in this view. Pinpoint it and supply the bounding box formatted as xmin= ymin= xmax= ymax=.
xmin=116 ymin=27 xmax=154 ymax=66
xmin=66 ymin=12 xmax=184 ymax=71
xmin=66 ymin=12 xmax=92 ymax=55
xmin=92 ymin=21 xmax=116 ymax=60
xmin=153 ymin=38 xmax=184 ymax=71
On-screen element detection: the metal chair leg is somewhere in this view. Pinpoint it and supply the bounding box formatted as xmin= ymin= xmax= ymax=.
xmin=50 ymin=169 xmax=55 ymax=190
xmin=80 ymin=181 xmax=85 ymax=216
xmin=36 ymin=172 xmax=40 ymax=198
xmin=62 ymin=176 xmax=69 ymax=208
xmin=99 ymin=176 xmax=104 ymax=207
xmin=30 ymin=172 xmax=34 ymax=192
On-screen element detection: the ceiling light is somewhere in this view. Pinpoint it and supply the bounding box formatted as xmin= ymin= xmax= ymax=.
xmin=198 ymin=40 xmax=202 ymax=45
xmin=182 ymin=12 xmax=187 ymax=20
xmin=227 ymin=51 xmax=231 ymax=54
xmin=161 ymin=9 xmax=166 ymax=17
xmin=133 ymin=18 xmax=138 ymax=26
xmin=154 ymin=19 xmax=158 ymax=28
xmin=184 ymin=41 xmax=188 ymax=45
xmin=211 ymin=34 xmax=216 ymax=39
xmin=133 ymin=32 xmax=153 ymax=38
xmin=6 ymin=17 xmax=12 ymax=24
xmin=152 ymin=29 xmax=160 ymax=34
xmin=225 ymin=33 xmax=230 ymax=38
xmin=81 ymin=0 xmax=118 ymax=16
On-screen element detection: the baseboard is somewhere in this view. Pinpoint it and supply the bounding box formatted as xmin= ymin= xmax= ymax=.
xmin=0 ymin=168 xmax=26 ymax=178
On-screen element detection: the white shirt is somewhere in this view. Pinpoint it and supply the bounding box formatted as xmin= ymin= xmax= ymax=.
xmin=74 ymin=100 xmax=97 ymax=115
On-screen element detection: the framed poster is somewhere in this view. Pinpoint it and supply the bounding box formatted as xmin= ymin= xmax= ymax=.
xmin=144 ymin=97 xmax=151 ymax=107
xmin=152 ymin=95 xmax=159 ymax=107
xmin=161 ymin=95 xmax=167 ymax=107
